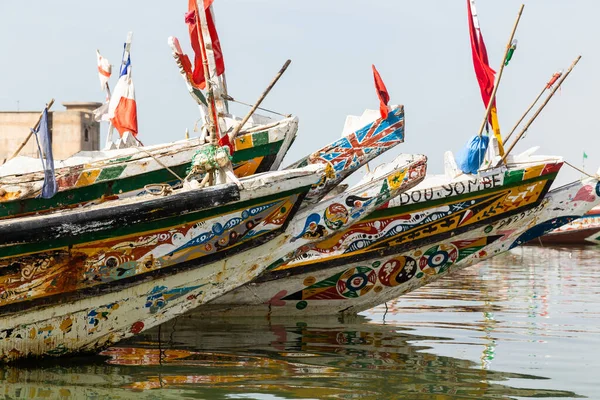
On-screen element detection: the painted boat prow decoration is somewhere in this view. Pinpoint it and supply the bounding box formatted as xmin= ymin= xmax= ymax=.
xmin=0 ymin=115 xmax=298 ymax=220
xmin=200 ymin=152 xmax=564 ymax=317
xmin=0 ymin=163 xmax=325 ymax=362
xmin=287 ymin=105 xmax=405 ymax=205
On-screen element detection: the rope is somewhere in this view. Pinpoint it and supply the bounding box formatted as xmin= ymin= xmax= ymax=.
xmin=564 ymin=160 xmax=598 ymax=179
xmin=133 ymin=137 xmax=184 ymax=183
xmin=222 ymin=94 xmax=291 ymax=118
xmin=144 ymin=184 xmax=173 ymax=196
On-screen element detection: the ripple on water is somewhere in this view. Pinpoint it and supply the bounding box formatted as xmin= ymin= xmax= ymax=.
xmin=0 ymin=246 xmax=596 ymax=399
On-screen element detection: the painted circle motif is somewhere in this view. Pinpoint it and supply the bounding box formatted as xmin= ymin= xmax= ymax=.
xmin=324 ymin=203 xmax=349 ymax=231
xmin=596 ymin=181 xmax=600 ymax=197
xmin=336 ymin=266 xmax=377 ymax=298
xmin=418 ymin=244 xmax=458 ymax=276
xmin=378 ymin=256 xmax=418 ymax=287
xmin=296 ymin=301 xmax=308 ymax=310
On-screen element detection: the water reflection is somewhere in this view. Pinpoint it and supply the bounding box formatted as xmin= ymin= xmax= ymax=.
xmin=1 ymin=246 xmax=597 ymax=399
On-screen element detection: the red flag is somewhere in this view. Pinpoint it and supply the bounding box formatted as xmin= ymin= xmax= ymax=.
xmin=467 ymin=0 xmax=495 ymax=109
xmin=372 ymin=65 xmax=390 ymax=119
xmin=186 ymin=0 xmax=225 ymax=90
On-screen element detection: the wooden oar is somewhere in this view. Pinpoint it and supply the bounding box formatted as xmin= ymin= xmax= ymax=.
xmin=501 ymin=56 xmax=581 ymax=165
xmin=228 ymin=60 xmax=292 ymax=143
xmin=503 ymin=71 xmax=562 ymax=143
xmin=477 ymin=4 xmax=525 ymax=140
xmin=2 ymin=99 xmax=55 ymax=165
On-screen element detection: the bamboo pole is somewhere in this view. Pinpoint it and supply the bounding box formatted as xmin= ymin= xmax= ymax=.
xmin=3 ymin=99 xmax=55 ymax=164
xmin=477 ymin=4 xmax=525 ymax=139
xmin=228 ymin=59 xmax=292 ymax=142
xmin=501 ymin=56 xmax=581 ymax=164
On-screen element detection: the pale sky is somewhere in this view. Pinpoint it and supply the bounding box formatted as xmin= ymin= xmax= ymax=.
xmin=1 ymin=1 xmax=598 ymax=185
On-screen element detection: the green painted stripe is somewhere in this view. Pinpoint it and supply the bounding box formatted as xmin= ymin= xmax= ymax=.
xmin=0 ymin=140 xmax=285 ymax=219
xmin=369 ymin=171 xmax=558 ymax=220
xmin=0 ymin=185 xmax=310 ymax=259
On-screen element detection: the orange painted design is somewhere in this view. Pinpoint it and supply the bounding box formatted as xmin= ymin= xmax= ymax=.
xmin=233 ymin=157 xmax=263 ymax=177
xmin=234 ymin=135 xmax=254 ymax=151
xmin=75 ymin=169 xmax=101 ymax=188
xmin=523 ymin=164 xmax=546 ymax=181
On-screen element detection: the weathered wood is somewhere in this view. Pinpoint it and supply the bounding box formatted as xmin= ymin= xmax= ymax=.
xmin=2 ymin=99 xmax=55 ymax=165
xmin=0 ymin=118 xmax=298 ymax=219
xmin=0 ymin=164 xmax=327 ymax=362
xmin=228 ymin=60 xmax=292 ymax=143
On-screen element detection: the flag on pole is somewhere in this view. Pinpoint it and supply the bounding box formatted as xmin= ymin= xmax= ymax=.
xmin=584 ymin=151 xmax=588 ymax=159
xmin=372 ymin=65 xmax=390 ymax=120
xmin=33 ymin=109 xmax=57 ymax=199
xmin=185 ymin=0 xmax=225 ymax=90
xmin=96 ymin=50 xmax=112 ymax=91
xmin=108 ymin=41 xmax=138 ymax=137
xmin=504 ymin=39 xmax=518 ymax=66
xmin=467 ymin=0 xmax=504 ymax=155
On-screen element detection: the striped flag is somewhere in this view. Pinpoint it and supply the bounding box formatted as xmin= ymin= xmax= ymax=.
xmin=108 ymin=38 xmax=138 ymax=137
xmin=467 ymin=0 xmax=504 ymax=155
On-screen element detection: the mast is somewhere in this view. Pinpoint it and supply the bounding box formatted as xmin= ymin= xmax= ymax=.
xmin=195 ymin=1 xmax=228 ymax=140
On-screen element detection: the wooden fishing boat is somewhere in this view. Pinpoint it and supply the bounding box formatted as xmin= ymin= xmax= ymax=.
xmin=0 ymin=113 xmax=298 ymax=220
xmin=525 ymin=204 xmax=600 ymax=246
xmin=0 ymin=143 xmax=426 ymax=361
xmin=200 ymin=150 xmax=564 ymax=317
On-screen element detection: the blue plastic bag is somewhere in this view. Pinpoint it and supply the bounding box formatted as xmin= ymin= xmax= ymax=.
xmin=456 ymin=135 xmax=490 ymax=174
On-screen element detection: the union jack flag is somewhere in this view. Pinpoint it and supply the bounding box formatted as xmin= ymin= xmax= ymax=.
xmin=318 ymin=106 xmax=405 ymax=173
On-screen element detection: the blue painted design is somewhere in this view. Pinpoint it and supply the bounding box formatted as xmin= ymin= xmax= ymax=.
xmin=212 ymin=223 xmax=223 ymax=235
xmin=145 ymin=285 xmax=203 ymax=314
xmin=596 ymin=181 xmax=600 ymax=198
xmin=294 ymin=213 xmax=322 ymax=240
xmin=509 ymin=216 xmax=579 ymax=249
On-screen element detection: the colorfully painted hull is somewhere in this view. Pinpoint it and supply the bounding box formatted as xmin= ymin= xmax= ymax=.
xmin=0 ymin=166 xmax=321 ymax=362
xmin=0 ymin=117 xmax=298 ymax=219
xmin=0 ymin=152 xmax=427 ymax=361
xmin=527 ymin=206 xmax=600 ymax=246
xmin=201 ymin=158 xmax=563 ymax=316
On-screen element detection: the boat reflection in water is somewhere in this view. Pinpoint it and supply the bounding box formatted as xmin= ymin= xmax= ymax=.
xmin=0 ymin=316 xmax=579 ymax=398
xmin=2 ymin=246 xmax=594 ymax=399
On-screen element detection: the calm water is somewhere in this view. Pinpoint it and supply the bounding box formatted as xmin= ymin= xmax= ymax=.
xmin=2 ymin=246 xmax=599 ymax=399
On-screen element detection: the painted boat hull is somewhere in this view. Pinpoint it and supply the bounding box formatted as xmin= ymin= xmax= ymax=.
xmin=200 ymin=158 xmax=564 ymax=317
xmin=526 ymin=206 xmax=600 ymax=246
xmin=0 ymin=117 xmax=298 ymax=219
xmin=0 ymin=152 xmax=428 ymax=361
xmin=0 ymin=166 xmax=321 ymax=362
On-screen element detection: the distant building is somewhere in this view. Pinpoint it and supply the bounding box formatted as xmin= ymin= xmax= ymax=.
xmin=0 ymin=102 xmax=102 ymax=162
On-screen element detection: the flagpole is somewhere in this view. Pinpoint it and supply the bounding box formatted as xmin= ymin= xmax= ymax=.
xmin=228 ymin=59 xmax=292 ymax=143
xmin=501 ymin=56 xmax=581 ymax=165
xmin=2 ymin=99 xmax=55 ymax=165
xmin=477 ymin=4 xmax=525 ymax=139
